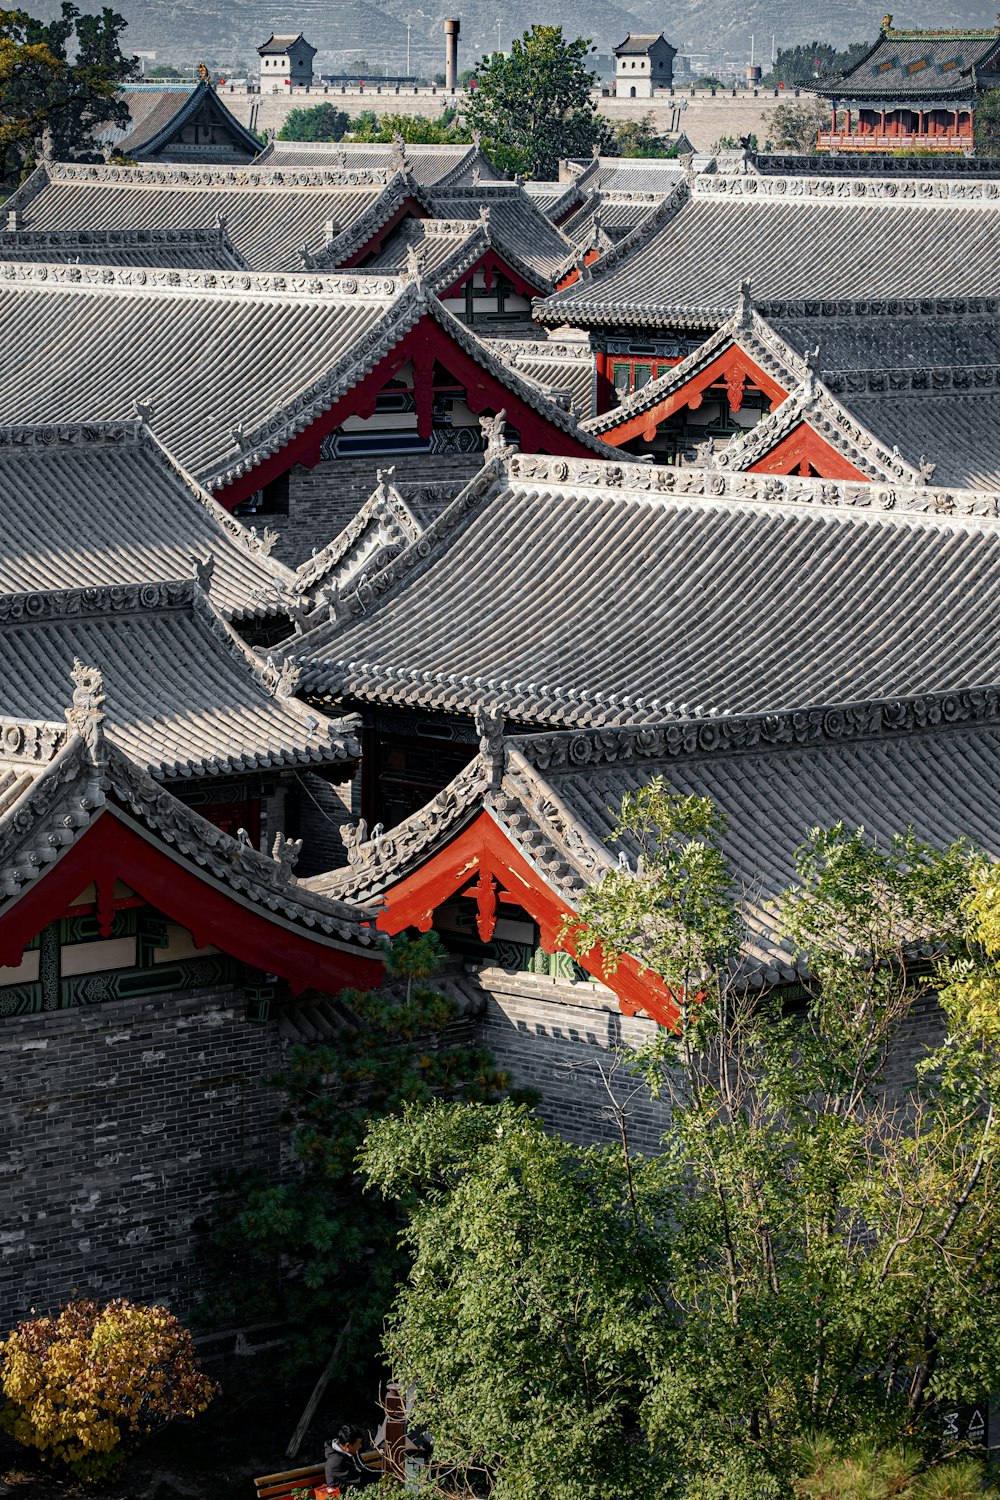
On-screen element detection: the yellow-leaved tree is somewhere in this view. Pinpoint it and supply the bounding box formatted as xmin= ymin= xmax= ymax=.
xmin=0 ymin=1297 xmax=215 ymax=1481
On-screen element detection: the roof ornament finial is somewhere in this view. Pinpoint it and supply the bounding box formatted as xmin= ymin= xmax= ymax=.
xmin=694 ymin=435 xmax=715 ymax=467
xmin=918 ymin=454 xmax=937 ymax=485
xmin=390 ymin=130 xmax=408 ymax=172
xmin=271 ymin=830 xmax=302 ymax=885
xmin=66 ymin=660 xmax=107 ymax=764
xmin=881 ymin=12 xmax=893 ymax=29
xmin=472 ymin=165 xmax=482 ymax=186
xmin=474 ymin=704 xmax=506 ymax=791
xmin=804 ymin=343 xmax=821 ymax=397
xmin=131 ymin=397 xmax=154 ymax=424
xmin=191 ymin=554 xmax=215 ymax=594
xmin=403 ymin=241 xmax=424 ymax=285
xmin=215 ymin=210 xmax=227 ymax=233
xmin=376 ymin=464 xmax=396 ymax=500
xmin=472 ymin=129 xmax=482 ymax=150
xmin=479 ymin=408 xmax=509 ymax=462
xmin=736 ymin=277 xmax=752 ymax=328
xmin=478 ymin=202 xmax=491 ymax=230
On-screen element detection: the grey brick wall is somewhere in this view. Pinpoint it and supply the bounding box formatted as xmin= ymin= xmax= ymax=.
xmin=0 ymin=985 xmax=284 ymax=1329
xmin=252 ymin=455 xmax=481 ymax=568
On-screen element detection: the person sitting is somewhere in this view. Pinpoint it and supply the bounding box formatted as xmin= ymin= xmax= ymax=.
xmin=324 ymin=1423 xmax=380 ymax=1490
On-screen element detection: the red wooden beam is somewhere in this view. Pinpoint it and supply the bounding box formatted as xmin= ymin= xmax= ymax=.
xmin=375 ymin=810 xmax=680 ymax=1028
xmin=215 ymin=315 xmax=598 ymax=509
xmin=338 ymin=196 xmax=429 ymax=268
xmin=746 ymin=422 xmax=869 ymax=480
xmin=598 ymin=345 xmax=789 ymax=449
xmin=0 ymin=810 xmax=382 ymax=996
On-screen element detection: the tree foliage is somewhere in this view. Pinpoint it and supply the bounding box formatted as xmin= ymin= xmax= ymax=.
xmin=761 ymin=41 xmax=869 ymax=88
xmin=0 ymin=1298 xmax=214 ymax=1482
xmin=768 ymin=98 xmax=829 ymax=152
xmin=348 ymin=106 xmax=470 ymax=144
xmin=606 ymin=113 xmax=678 ymax=158
xmin=365 ymin=788 xmax=1000 ymax=1499
xmin=0 ymin=3 xmax=136 ymax=186
xmin=974 ymin=88 xmax=1000 ymax=155
xmin=205 ymin=934 xmax=511 ymax=1372
xmin=277 ymin=102 xmax=349 ymax=142
xmin=463 ymin=26 xmax=610 ymax=178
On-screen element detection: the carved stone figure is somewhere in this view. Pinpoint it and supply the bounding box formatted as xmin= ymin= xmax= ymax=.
xmin=271 ymin=830 xmax=302 ymax=884
xmin=65 ymin=660 xmax=107 ymax=761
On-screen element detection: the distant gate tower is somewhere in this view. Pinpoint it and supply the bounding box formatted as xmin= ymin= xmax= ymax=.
xmin=444 ymin=18 xmax=460 ymax=89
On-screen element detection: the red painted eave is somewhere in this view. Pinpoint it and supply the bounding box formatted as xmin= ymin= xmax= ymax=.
xmin=0 ymin=808 xmax=382 ymax=995
xmin=373 ymin=809 xmax=680 ymax=1029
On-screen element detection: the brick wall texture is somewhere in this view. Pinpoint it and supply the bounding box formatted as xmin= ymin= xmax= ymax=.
xmin=255 ymin=455 xmax=480 ymax=568
xmin=0 ymin=985 xmax=284 ymax=1330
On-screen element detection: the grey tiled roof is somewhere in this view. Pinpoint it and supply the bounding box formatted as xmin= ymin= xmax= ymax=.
xmin=258 ymin=34 xmax=313 ymax=53
xmin=586 ymin=292 xmax=1000 ymax=491
xmin=416 ymin=184 xmax=576 ymax=282
xmin=0 ymin=423 xmax=294 ymax=621
xmin=522 ymin=180 xmax=585 ymax=223
xmin=308 ymin=688 xmax=1000 ymax=983
xmin=3 ymin=162 xmax=398 ymax=272
xmin=112 ymin=83 xmax=261 ymax=161
xmin=364 ymin=205 xmax=573 ymax=292
xmin=614 ymin=33 xmax=673 ymax=55
xmin=0 ymin=728 xmax=371 ymax=944
xmin=0 ymin=263 xmax=610 ymax=490
xmin=0 ymin=579 xmax=356 ymax=779
xmin=811 ymin=24 xmax=1000 ymax=101
xmin=0 ymin=226 xmax=245 ymax=269
xmin=538 ymin=173 xmax=1000 ymax=330
xmin=489 ymin=337 xmax=597 ymax=418
xmin=559 ymin=190 xmax=666 ymax=248
xmin=292 ymin=474 xmax=424 ymax=601
xmin=255 ymin=140 xmax=502 ymax=188
xmin=295 ymin=450 xmax=1000 ymax=729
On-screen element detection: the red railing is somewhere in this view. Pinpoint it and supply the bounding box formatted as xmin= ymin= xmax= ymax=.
xmin=816 ymin=131 xmax=973 ymax=152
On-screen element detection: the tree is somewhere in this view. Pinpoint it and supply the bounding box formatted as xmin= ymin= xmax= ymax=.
xmin=277 ymin=101 xmax=349 ymax=142
xmin=975 ymin=87 xmax=1000 ymax=155
xmin=761 ymin=40 xmax=869 ymax=89
xmin=768 ymin=98 xmax=828 ymax=152
xmin=347 ymin=107 xmax=470 ymax=145
xmin=0 ymin=1298 xmax=214 ymax=1482
xmin=364 ymin=785 xmax=1000 ymax=1498
xmin=607 ymin=113 xmax=678 ymax=158
xmin=0 ymin=3 xmax=136 ymax=187
xmin=204 ymin=933 xmax=513 ymax=1373
xmin=463 ymin=25 xmax=611 ymax=178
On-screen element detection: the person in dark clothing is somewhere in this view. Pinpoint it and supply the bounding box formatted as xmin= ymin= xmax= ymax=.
xmin=324 ymin=1423 xmax=380 ymax=1490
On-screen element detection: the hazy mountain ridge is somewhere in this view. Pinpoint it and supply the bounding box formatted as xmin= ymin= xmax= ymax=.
xmin=26 ymin=0 xmax=1000 ymax=76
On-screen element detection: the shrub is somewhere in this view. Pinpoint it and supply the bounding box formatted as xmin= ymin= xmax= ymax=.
xmin=0 ymin=1297 xmax=215 ymax=1482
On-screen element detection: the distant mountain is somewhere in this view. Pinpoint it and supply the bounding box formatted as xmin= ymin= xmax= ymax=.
xmin=25 ymin=0 xmax=1000 ymax=75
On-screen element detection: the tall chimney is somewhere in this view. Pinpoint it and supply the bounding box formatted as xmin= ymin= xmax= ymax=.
xmin=444 ymin=17 xmax=460 ymax=89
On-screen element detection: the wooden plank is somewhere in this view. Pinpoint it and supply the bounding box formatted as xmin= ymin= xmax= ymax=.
xmin=285 ymin=1319 xmax=352 ymax=1461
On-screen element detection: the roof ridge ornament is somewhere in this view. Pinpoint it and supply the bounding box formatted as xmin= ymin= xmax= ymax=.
xmin=736 ymin=277 xmax=753 ymax=329
xmin=475 ymin=705 xmax=506 ymax=791
xmin=376 ymin=464 xmax=396 ymax=501
xmin=804 ymin=343 xmax=821 ymax=399
xmin=479 ymin=408 xmax=509 ymax=461
xmin=390 ymin=131 xmax=408 ymax=173
xmin=191 ymin=554 xmax=215 ymax=594
xmin=479 ymin=202 xmax=491 ymax=230
xmin=131 ymin=397 xmax=154 ymax=423
xmin=271 ymin=830 xmax=302 ymax=885
xmin=65 ymin=660 xmax=107 ymax=765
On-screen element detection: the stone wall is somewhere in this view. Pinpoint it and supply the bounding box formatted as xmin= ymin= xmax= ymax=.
xmin=253 ymin=454 xmax=479 ymax=568
xmin=474 ymin=968 xmax=949 ymax=1156
xmin=0 ymin=984 xmax=284 ymax=1329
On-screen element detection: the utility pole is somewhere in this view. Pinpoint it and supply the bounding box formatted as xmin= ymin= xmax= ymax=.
xmin=496 ymin=18 xmax=501 ymax=54
xmin=406 ymin=22 xmax=410 ymax=75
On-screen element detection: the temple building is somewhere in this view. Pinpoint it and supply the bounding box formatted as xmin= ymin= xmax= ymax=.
xmin=809 ymin=16 xmax=1000 ymax=153
xmin=584 ymin=287 xmax=1000 ymax=485
xmin=0 ymin=263 xmax=612 ymax=555
xmin=535 ymin=170 xmax=1000 ymax=411
xmin=290 ymin=444 xmax=1000 ymax=830
xmin=94 ymin=80 xmax=262 ymax=165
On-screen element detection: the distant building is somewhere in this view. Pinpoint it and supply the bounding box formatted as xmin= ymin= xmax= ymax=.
xmin=810 ymin=15 xmax=1000 ymax=153
xmin=613 ymin=34 xmax=676 ymax=98
xmin=97 ymin=81 xmax=260 ymax=165
xmin=257 ymin=33 xmax=317 ymax=93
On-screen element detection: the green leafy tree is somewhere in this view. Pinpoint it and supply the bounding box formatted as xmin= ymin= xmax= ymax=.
xmin=277 ymin=101 xmax=350 ymax=141
xmin=348 ymin=106 xmax=470 ymax=144
xmin=607 ymin=112 xmax=678 ymax=158
xmin=768 ymin=98 xmax=828 ymax=152
xmin=975 ymin=87 xmax=1000 ymax=155
xmin=205 ymin=933 xmax=511 ymax=1372
xmin=365 ymin=786 xmax=1000 ymax=1498
xmin=761 ymin=40 xmax=869 ymax=88
xmin=464 ymin=25 xmax=611 ymax=178
xmin=0 ymin=3 xmax=136 ymax=186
